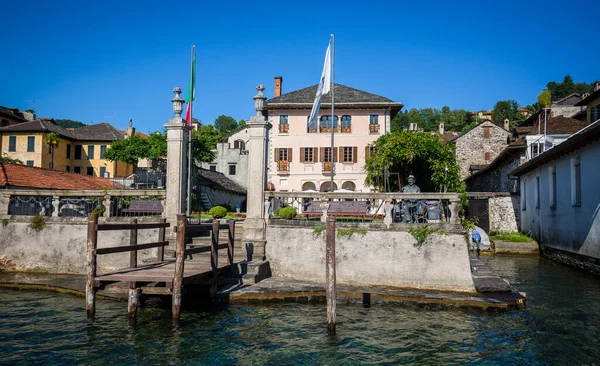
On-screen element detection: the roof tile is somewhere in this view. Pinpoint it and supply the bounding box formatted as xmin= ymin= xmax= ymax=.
xmin=0 ymin=163 xmax=116 ymax=190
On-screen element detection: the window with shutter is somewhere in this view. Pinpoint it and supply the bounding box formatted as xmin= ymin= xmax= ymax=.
xmin=483 ymin=127 xmax=491 ymax=138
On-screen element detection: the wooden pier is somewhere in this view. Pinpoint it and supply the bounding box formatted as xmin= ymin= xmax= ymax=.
xmin=85 ymin=213 xmax=237 ymax=323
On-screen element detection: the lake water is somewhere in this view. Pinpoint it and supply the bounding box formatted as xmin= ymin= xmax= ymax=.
xmin=1 ymin=256 xmax=599 ymax=365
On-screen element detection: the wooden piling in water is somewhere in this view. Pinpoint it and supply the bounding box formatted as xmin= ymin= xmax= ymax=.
xmin=157 ymin=218 xmax=166 ymax=262
xmin=172 ymin=214 xmax=186 ymax=322
xmin=227 ymin=220 xmax=235 ymax=266
xmin=129 ymin=218 xmax=138 ymax=289
xmin=128 ymin=288 xmax=141 ymax=326
xmin=86 ymin=213 xmax=98 ymax=319
xmin=326 ymin=216 xmax=336 ymax=333
xmin=210 ymin=220 xmax=219 ymax=296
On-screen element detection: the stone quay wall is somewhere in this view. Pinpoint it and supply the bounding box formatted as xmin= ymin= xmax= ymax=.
xmin=265 ymin=222 xmax=475 ymax=293
xmin=489 ymin=194 xmax=520 ymax=233
xmin=0 ymin=217 xmax=161 ymax=273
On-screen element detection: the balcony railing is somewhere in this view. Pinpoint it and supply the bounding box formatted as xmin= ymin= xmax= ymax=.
xmin=264 ymin=191 xmax=461 ymax=225
xmin=322 ymin=161 xmax=332 ymax=172
xmin=279 ymin=124 xmax=289 ymax=133
xmin=341 ymin=126 xmax=352 ymax=133
xmin=1 ymin=189 xmax=166 ymax=218
xmin=369 ymin=124 xmax=380 ymax=133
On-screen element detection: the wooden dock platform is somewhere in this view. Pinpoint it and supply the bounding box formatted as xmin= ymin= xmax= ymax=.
xmin=86 ymin=213 xmax=238 ymax=324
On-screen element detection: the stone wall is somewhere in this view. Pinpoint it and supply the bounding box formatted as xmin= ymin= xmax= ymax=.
xmin=0 ymin=217 xmax=161 ymax=273
xmin=455 ymin=121 xmax=510 ymax=179
xmin=265 ymin=223 xmax=475 ymax=293
xmin=489 ymin=195 xmax=520 ymax=233
xmin=466 ymin=154 xmax=522 ymax=193
xmin=203 ymin=186 xmax=245 ymax=211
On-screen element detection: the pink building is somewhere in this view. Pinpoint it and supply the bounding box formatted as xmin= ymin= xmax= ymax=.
xmin=266 ymin=77 xmax=403 ymax=192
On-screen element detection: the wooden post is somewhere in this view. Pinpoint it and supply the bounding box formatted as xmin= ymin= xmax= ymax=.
xmin=326 ymin=216 xmax=336 ymax=334
xmin=172 ymin=214 xmax=186 ymax=322
xmin=210 ymin=220 xmax=219 ymax=296
xmin=211 ymin=220 xmax=219 ymax=276
xmin=127 ymin=288 xmax=141 ymax=326
xmin=86 ymin=213 xmax=98 ymax=319
xmin=227 ymin=220 xmax=235 ymax=266
xmin=129 ymin=219 xmax=138 ymax=269
xmin=363 ymin=293 xmax=371 ymax=307
xmin=157 ymin=218 xmax=166 ymax=262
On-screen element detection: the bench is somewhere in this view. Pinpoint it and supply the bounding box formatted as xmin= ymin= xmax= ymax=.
xmin=122 ymin=200 xmax=164 ymax=215
xmin=302 ymin=200 xmax=370 ymax=218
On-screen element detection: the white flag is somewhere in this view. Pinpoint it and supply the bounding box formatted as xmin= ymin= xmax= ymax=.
xmin=308 ymin=42 xmax=331 ymax=132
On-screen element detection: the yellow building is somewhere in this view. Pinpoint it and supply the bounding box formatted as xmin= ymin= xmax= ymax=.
xmin=0 ymin=119 xmax=134 ymax=178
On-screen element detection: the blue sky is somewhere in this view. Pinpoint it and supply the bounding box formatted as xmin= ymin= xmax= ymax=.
xmin=1 ymin=0 xmax=598 ymax=133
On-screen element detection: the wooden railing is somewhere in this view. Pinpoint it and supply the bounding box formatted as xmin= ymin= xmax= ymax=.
xmin=264 ymin=191 xmax=461 ymax=225
xmin=86 ymin=213 xmax=235 ymax=323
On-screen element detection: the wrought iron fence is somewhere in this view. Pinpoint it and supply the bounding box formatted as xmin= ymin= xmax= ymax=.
xmin=8 ymin=196 xmax=54 ymax=216
xmin=58 ymin=197 xmax=103 ymax=217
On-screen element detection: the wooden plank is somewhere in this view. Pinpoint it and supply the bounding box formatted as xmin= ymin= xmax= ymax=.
xmin=185 ymin=246 xmax=211 ymax=255
xmin=227 ymin=220 xmax=235 ymax=266
xmin=172 ymin=214 xmax=186 ymax=322
xmin=157 ymin=218 xmax=166 ymax=262
xmin=96 ymin=241 xmax=169 ymax=255
xmin=97 ymin=222 xmax=170 ymax=231
xmin=86 ymin=213 xmax=98 ymax=319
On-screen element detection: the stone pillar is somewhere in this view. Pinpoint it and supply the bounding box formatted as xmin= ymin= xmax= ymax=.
xmin=164 ymin=88 xmax=190 ymax=236
xmin=0 ymin=193 xmax=9 ymax=216
xmin=52 ymin=195 xmax=60 ymax=217
xmin=103 ymin=195 xmax=111 ymax=218
xmin=242 ymin=85 xmax=272 ymax=261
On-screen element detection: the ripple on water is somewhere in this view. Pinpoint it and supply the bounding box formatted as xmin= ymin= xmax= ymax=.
xmin=1 ymin=256 xmax=600 ymax=364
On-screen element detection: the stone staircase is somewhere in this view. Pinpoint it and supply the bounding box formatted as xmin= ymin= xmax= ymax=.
xmin=162 ymin=222 xmax=270 ymax=286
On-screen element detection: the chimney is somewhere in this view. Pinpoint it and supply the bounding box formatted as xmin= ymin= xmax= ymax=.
xmin=504 ymin=119 xmax=510 ymax=131
xmin=438 ymin=122 xmax=445 ymax=135
xmin=22 ymin=109 xmax=36 ymax=121
xmin=594 ymin=81 xmax=600 ymax=92
xmin=274 ymin=76 xmax=283 ymax=97
xmin=126 ymin=119 xmax=135 ymax=138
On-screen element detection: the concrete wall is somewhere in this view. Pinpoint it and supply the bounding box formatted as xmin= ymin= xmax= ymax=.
xmin=455 ymin=121 xmax=510 ymax=179
xmin=203 ymin=186 xmax=245 ymax=211
xmin=0 ymin=217 xmax=160 ymax=273
xmin=520 ymin=141 xmax=600 ymax=261
xmin=265 ymin=224 xmax=475 ymax=293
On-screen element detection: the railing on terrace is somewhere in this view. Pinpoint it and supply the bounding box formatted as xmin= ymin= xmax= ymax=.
xmin=104 ymin=172 xmax=166 ymax=190
xmin=1 ymin=189 xmax=166 ymax=218
xmin=264 ymin=191 xmax=461 ymax=225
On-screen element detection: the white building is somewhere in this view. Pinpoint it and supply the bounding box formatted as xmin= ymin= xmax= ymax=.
xmin=202 ymin=127 xmax=250 ymax=189
xmin=512 ymin=120 xmax=600 ymax=272
xmin=265 ymin=77 xmax=403 ymax=192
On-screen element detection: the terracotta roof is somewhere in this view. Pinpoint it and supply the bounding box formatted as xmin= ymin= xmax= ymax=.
xmin=0 ymin=106 xmax=27 ymax=122
xmin=266 ymin=84 xmax=403 ymax=113
xmin=197 ymin=168 xmax=246 ymax=195
xmin=531 ymin=115 xmax=587 ymax=135
xmin=0 ymin=163 xmax=116 ymax=190
xmin=575 ymin=88 xmax=600 ymax=106
xmin=0 ymin=119 xmax=74 ymax=138
xmin=70 ymin=123 xmax=124 ymax=141
xmin=118 ymin=130 xmax=149 ymax=139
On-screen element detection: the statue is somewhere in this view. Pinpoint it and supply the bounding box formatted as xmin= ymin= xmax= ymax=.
xmin=401 ymin=175 xmax=422 ymax=223
xmin=402 ymin=175 xmax=421 ymax=193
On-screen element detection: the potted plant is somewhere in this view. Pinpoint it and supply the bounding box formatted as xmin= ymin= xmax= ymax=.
xmin=538 ymin=89 xmax=551 ymax=109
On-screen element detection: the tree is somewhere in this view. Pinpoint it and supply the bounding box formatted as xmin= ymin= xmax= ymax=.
xmin=391 ymin=107 xmax=469 ymax=133
xmin=546 ymin=75 xmax=596 ymax=101
xmin=214 ymin=115 xmax=238 ymax=135
xmin=364 ymin=131 xmax=464 ymax=193
xmin=491 ymin=100 xmax=522 ymax=128
xmin=192 ymin=125 xmax=223 ymax=163
xmin=55 ymin=119 xmax=87 ymax=129
xmin=102 ymin=135 xmax=149 ymax=166
xmin=538 ymin=89 xmax=551 ymax=107
xmin=146 ymin=131 xmax=167 ymax=161
xmin=0 ymin=153 xmax=23 ymax=164
xmin=43 ymin=132 xmax=61 ymax=169
xmin=238 ymin=119 xmax=246 ymax=128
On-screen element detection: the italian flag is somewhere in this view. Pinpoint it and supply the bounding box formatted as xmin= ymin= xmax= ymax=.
xmin=185 ymin=46 xmax=196 ymax=125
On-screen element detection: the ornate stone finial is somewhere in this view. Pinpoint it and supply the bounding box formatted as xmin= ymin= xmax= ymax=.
xmin=171 ymin=87 xmax=184 ymax=117
xmin=253 ymin=84 xmax=266 ymax=117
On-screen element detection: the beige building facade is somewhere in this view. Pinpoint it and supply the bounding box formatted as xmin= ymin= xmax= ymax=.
xmin=265 ymin=79 xmax=403 ymax=192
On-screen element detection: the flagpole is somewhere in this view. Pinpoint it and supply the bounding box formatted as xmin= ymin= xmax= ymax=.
xmin=186 ymin=45 xmax=195 ymax=216
xmin=330 ymin=34 xmax=335 ymax=192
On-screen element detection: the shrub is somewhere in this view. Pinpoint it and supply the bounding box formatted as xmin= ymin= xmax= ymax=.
xmin=29 ymin=215 xmax=46 ymax=232
xmin=279 ymin=207 xmax=297 ymax=220
xmin=2 ymin=218 xmax=8 ymax=228
xmin=208 ymin=206 xmax=227 ymax=219
xmin=408 ymin=225 xmax=437 ymax=247
xmin=217 ymin=203 xmax=234 ymax=212
xmin=538 ymin=89 xmax=551 ymax=107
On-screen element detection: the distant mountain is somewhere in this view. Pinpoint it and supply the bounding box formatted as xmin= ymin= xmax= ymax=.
xmin=55 ymin=119 xmax=87 ymax=129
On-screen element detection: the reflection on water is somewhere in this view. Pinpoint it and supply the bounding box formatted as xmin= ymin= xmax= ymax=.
xmin=1 ymin=256 xmax=599 ymax=365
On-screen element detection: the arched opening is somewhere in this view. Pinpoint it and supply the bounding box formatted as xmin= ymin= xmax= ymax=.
xmin=341 ymin=181 xmax=356 ymax=191
xmin=302 ymin=182 xmax=317 ymax=191
xmin=320 ymin=181 xmax=338 ymax=192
